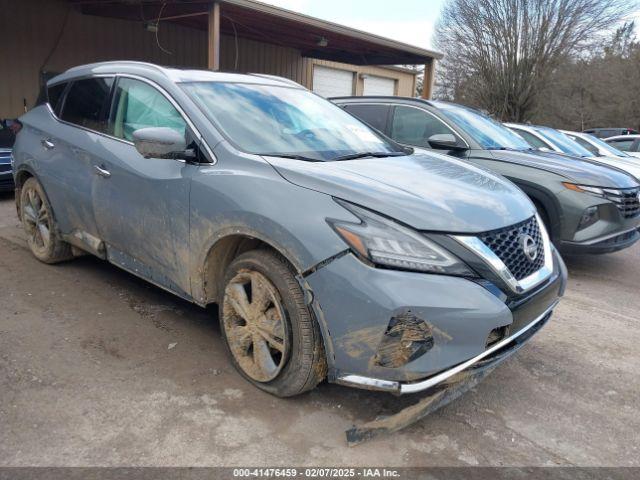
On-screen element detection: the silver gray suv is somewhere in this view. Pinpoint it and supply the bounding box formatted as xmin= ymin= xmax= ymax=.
xmin=12 ymin=62 xmax=566 ymax=401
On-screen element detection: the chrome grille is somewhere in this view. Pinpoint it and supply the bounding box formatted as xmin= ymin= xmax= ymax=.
xmin=479 ymin=217 xmax=545 ymax=281
xmin=604 ymin=188 xmax=640 ymax=219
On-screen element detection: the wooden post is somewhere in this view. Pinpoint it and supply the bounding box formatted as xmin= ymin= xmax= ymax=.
xmin=208 ymin=2 xmax=221 ymax=71
xmin=422 ymin=60 xmax=435 ymax=99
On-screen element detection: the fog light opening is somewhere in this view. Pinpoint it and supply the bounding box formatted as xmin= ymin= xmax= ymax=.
xmin=486 ymin=326 xmax=509 ymax=348
xmin=577 ymin=206 xmax=599 ymax=231
xmin=374 ymin=311 xmax=435 ymax=368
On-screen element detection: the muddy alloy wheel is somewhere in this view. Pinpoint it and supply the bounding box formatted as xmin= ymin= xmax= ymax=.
xmin=20 ymin=177 xmax=73 ymax=264
xmin=22 ymin=182 xmax=53 ymax=256
xmin=222 ymin=270 xmax=290 ymax=382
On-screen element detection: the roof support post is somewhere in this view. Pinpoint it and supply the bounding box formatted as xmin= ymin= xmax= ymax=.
xmin=422 ymin=59 xmax=435 ymax=99
xmin=208 ymin=2 xmax=221 ymax=71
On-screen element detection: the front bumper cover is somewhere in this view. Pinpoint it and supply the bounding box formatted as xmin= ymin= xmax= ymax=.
xmin=560 ymin=226 xmax=640 ymax=254
xmin=305 ymin=247 xmax=566 ymax=388
xmin=338 ymin=300 xmax=557 ymax=395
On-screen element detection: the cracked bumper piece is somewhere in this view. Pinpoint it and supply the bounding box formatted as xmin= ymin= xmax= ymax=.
xmin=339 ymin=301 xmax=556 ymax=395
xmin=344 ymin=313 xmax=546 ymax=445
xmin=305 ymin=250 xmax=566 ymax=393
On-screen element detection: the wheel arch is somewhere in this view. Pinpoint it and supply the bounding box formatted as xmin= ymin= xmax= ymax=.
xmin=198 ymin=227 xmax=305 ymax=307
xmin=13 ymin=166 xmax=37 ymax=216
xmin=506 ymin=178 xmax=563 ymax=242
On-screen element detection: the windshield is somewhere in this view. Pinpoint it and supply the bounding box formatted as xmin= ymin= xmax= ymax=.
xmin=583 ymin=134 xmax=631 ymax=158
xmin=434 ymin=103 xmax=532 ymax=150
xmin=534 ymin=127 xmax=594 ymax=158
xmin=181 ymin=82 xmax=403 ymax=161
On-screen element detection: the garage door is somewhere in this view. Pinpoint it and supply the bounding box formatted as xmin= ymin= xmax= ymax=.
xmin=363 ymin=76 xmax=396 ymax=96
xmin=313 ymin=66 xmax=354 ymax=98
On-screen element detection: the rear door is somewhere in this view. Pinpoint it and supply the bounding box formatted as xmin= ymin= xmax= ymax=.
xmin=92 ymin=76 xmax=199 ymax=298
xmin=44 ymin=76 xmax=114 ymax=242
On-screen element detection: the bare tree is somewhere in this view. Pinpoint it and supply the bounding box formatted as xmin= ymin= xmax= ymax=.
xmin=434 ymin=0 xmax=631 ymax=122
xmin=532 ymin=21 xmax=640 ymax=130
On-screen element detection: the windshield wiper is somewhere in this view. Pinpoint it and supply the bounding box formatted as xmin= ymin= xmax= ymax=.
xmin=332 ymin=151 xmax=406 ymax=162
xmin=260 ymin=153 xmax=322 ymax=162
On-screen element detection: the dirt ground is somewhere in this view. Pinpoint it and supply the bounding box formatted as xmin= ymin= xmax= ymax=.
xmin=0 ymin=190 xmax=638 ymax=467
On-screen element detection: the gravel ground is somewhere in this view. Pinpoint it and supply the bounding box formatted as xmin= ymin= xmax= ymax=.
xmin=0 ymin=190 xmax=638 ymax=467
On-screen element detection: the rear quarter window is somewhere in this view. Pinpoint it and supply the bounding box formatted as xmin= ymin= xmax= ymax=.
xmin=47 ymin=82 xmax=67 ymax=115
xmin=60 ymin=77 xmax=114 ymax=133
xmin=343 ymin=104 xmax=391 ymax=134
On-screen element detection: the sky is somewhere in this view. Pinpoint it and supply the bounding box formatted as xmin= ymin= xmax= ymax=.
xmin=261 ymin=0 xmax=447 ymax=50
xmin=260 ymin=0 xmax=640 ymax=50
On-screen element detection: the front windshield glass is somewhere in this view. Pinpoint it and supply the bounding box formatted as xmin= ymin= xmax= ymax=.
xmin=434 ymin=102 xmax=532 ymax=150
xmin=584 ymin=134 xmax=631 ymax=158
xmin=181 ymin=82 xmax=403 ymax=161
xmin=535 ymin=127 xmax=594 ymax=158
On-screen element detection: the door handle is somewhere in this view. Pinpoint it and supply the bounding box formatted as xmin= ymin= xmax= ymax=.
xmin=93 ymin=165 xmax=111 ymax=178
xmin=41 ymin=139 xmax=55 ymax=150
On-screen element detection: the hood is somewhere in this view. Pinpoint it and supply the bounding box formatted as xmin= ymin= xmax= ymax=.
xmin=489 ymin=149 xmax=639 ymax=188
xmin=586 ymin=156 xmax=640 ymax=181
xmin=265 ymin=151 xmax=535 ymax=233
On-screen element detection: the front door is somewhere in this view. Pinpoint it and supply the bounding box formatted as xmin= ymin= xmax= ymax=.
xmin=92 ymin=77 xmax=196 ymax=299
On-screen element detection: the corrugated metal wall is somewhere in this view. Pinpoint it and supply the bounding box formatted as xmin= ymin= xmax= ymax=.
xmin=219 ymin=34 xmax=310 ymax=87
xmin=0 ymin=0 xmax=207 ymax=118
xmin=0 ymin=0 xmax=416 ymax=118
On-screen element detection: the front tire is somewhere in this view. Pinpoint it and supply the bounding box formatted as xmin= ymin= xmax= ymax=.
xmin=20 ymin=177 xmax=73 ymax=264
xmin=220 ymin=249 xmax=327 ymax=397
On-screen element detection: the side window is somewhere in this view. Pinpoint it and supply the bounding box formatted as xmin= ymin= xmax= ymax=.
xmin=343 ymin=104 xmax=391 ymax=134
xmin=609 ymin=139 xmax=634 ymax=151
xmin=47 ymin=82 xmax=67 ymax=115
xmin=632 ymin=140 xmax=640 ymax=153
xmin=390 ymin=106 xmax=455 ymax=147
xmin=61 ymin=78 xmax=113 ymax=132
xmin=571 ymin=136 xmax=599 ymax=155
xmin=108 ymin=78 xmax=186 ymax=142
xmin=514 ymin=129 xmax=549 ymax=149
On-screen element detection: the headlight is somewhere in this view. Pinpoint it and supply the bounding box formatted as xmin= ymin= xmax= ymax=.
xmin=562 ymin=183 xmax=628 ymax=199
xmin=328 ymin=199 xmax=475 ymax=276
xmin=562 ymin=183 xmax=606 ymax=196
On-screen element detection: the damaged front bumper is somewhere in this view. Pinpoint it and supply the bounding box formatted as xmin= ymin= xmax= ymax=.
xmin=345 ymin=308 xmax=551 ymax=445
xmin=304 ymin=247 xmax=566 ymax=394
xmin=338 ymin=300 xmax=557 ymax=395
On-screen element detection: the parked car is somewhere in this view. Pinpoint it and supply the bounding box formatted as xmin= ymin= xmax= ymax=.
xmin=0 ymin=148 xmax=13 ymax=192
xmin=333 ymin=97 xmax=640 ymax=254
xmin=584 ymin=128 xmax=638 ymax=138
xmin=505 ymin=123 xmax=640 ymax=180
xmin=561 ymin=130 xmax=634 ymax=159
xmin=605 ymin=135 xmax=640 ymax=158
xmin=13 ymin=62 xmax=567 ymax=402
xmin=0 ymin=120 xmax=16 ymax=192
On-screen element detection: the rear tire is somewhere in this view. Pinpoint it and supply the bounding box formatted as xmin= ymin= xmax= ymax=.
xmin=219 ymin=249 xmax=327 ymax=397
xmin=20 ymin=177 xmax=73 ymax=264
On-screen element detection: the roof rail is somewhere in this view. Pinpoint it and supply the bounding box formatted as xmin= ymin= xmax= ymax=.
xmin=249 ymin=73 xmax=304 ymax=88
xmin=65 ymin=61 xmax=170 ymax=77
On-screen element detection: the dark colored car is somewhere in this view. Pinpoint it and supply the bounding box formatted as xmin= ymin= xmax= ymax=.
xmin=584 ymin=128 xmax=639 ymax=139
xmin=0 ymin=148 xmax=14 ymax=192
xmin=333 ymin=96 xmax=640 ymax=255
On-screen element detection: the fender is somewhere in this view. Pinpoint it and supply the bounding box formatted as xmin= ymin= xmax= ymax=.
xmin=505 ymin=177 xmax=563 ymax=242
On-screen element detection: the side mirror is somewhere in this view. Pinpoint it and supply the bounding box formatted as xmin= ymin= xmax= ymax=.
xmin=132 ymin=127 xmax=195 ymax=160
xmin=427 ymin=133 xmax=466 ymax=151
